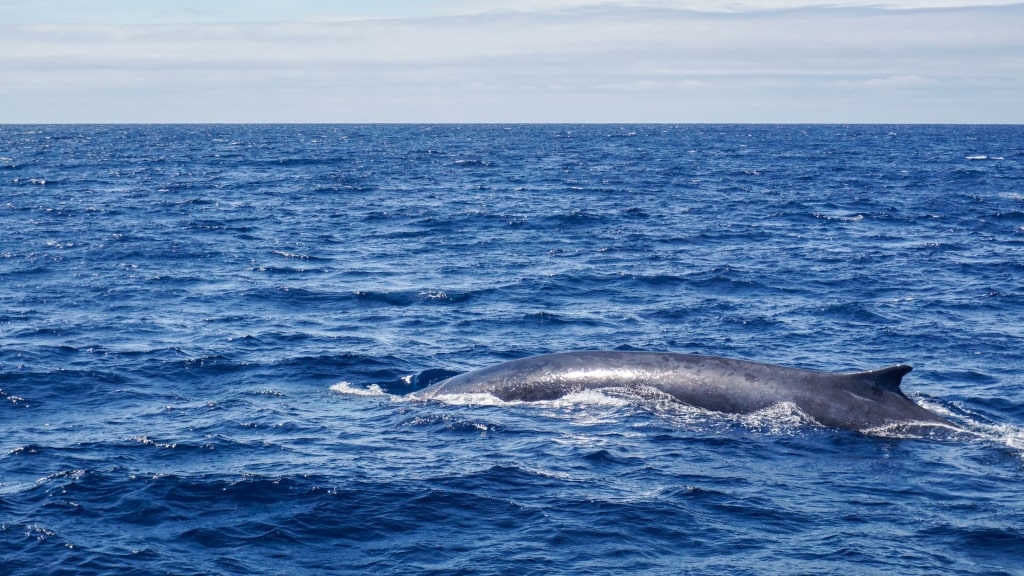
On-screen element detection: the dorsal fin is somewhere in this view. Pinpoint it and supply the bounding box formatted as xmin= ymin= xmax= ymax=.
xmin=854 ymin=365 xmax=913 ymax=396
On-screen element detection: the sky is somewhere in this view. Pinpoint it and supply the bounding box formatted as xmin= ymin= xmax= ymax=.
xmin=1 ymin=0 xmax=1022 ymax=123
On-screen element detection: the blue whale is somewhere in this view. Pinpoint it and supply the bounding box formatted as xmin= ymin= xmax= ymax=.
xmin=418 ymin=351 xmax=958 ymax=432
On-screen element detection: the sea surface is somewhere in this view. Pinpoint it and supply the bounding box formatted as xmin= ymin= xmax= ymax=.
xmin=1 ymin=124 xmax=1023 ymax=575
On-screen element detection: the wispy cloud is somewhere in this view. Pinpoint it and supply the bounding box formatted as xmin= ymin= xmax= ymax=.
xmin=449 ymin=0 xmax=1024 ymax=13
xmin=1 ymin=3 xmax=1022 ymax=122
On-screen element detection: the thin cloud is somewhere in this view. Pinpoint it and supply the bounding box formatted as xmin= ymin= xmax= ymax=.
xmin=1 ymin=3 xmax=1022 ymax=122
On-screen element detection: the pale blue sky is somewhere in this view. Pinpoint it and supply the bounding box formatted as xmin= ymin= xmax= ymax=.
xmin=2 ymin=0 xmax=1022 ymax=122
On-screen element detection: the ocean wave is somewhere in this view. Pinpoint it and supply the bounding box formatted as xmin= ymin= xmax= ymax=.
xmin=3 ymin=124 xmax=1023 ymax=576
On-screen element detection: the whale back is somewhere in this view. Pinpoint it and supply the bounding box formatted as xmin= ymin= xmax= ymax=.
xmin=418 ymin=351 xmax=955 ymax=431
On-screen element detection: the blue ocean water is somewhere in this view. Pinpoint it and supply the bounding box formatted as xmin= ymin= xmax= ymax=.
xmin=1 ymin=124 xmax=1023 ymax=575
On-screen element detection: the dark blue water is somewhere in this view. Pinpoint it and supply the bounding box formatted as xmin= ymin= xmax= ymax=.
xmin=2 ymin=124 xmax=1023 ymax=575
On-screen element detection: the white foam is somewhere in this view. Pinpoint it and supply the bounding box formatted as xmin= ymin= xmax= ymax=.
xmin=913 ymin=396 xmax=959 ymax=420
xmin=328 ymin=381 xmax=387 ymax=396
xmin=415 ymin=392 xmax=508 ymax=406
xmin=738 ymin=402 xmax=817 ymax=434
xmin=957 ymin=421 xmax=1024 ymax=451
xmin=545 ymin=388 xmax=634 ymax=409
xmin=998 ymin=426 xmax=1024 ymax=451
xmin=860 ymin=420 xmax=971 ymax=440
xmin=420 ymin=387 xmax=637 ymax=409
xmin=864 ymin=396 xmax=1021 ymax=444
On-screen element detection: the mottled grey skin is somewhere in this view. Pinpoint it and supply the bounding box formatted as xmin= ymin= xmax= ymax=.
xmin=419 ymin=351 xmax=957 ymax=432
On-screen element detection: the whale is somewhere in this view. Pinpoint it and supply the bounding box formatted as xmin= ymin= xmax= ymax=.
xmin=418 ymin=351 xmax=959 ymax=432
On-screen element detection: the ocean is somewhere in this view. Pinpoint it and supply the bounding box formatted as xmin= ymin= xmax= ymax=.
xmin=1 ymin=124 xmax=1022 ymax=575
